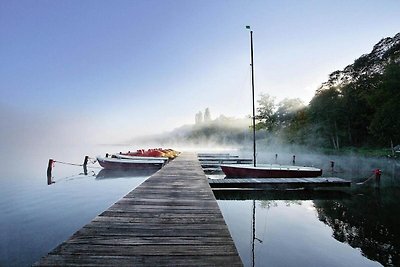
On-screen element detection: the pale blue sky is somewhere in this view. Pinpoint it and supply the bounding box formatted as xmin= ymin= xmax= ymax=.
xmin=1 ymin=0 xmax=399 ymax=144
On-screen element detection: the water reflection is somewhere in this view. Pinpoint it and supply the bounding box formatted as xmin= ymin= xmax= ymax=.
xmin=214 ymin=189 xmax=351 ymax=201
xmin=95 ymin=168 xmax=158 ymax=179
xmin=47 ymin=169 xmax=96 ymax=185
xmin=216 ymin=189 xmax=384 ymax=267
xmin=46 ymin=168 xmax=157 ymax=184
xmin=315 ymin=187 xmax=400 ymax=267
xmin=214 ymin=151 xmax=400 ymax=266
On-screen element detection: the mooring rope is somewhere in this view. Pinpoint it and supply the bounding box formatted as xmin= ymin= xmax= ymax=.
xmin=356 ymin=170 xmax=380 ymax=185
xmin=53 ymin=160 xmax=83 ymax=167
xmin=87 ymin=157 xmax=97 ymax=164
xmin=53 ymin=157 xmax=97 ymax=167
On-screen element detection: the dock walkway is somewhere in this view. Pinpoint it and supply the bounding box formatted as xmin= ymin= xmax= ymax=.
xmin=34 ymin=153 xmax=242 ymax=266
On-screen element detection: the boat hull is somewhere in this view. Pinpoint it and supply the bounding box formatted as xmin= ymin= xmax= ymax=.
xmin=97 ymin=157 xmax=165 ymax=170
xmin=221 ymin=164 xmax=322 ymax=178
xmin=114 ymin=154 xmax=169 ymax=163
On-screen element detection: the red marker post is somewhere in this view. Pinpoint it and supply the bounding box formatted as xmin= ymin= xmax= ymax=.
xmin=374 ymin=169 xmax=382 ymax=187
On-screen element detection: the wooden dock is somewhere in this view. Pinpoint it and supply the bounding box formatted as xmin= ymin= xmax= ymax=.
xmin=198 ymin=156 xmax=252 ymax=170
xmin=34 ymin=153 xmax=242 ymax=266
xmin=209 ymin=177 xmax=351 ymax=190
xmin=213 ymin=189 xmax=351 ymax=201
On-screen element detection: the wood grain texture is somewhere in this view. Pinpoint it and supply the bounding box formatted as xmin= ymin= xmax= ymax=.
xmin=34 ymin=153 xmax=242 ymax=266
xmin=209 ymin=177 xmax=351 ymax=189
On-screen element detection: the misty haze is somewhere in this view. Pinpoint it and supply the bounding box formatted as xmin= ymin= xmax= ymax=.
xmin=1 ymin=1 xmax=400 ymax=267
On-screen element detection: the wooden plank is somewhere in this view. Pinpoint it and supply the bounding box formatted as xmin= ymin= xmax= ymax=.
xmin=71 ymin=227 xmax=233 ymax=238
xmin=67 ymin=236 xmax=239 ymax=246
xmin=197 ymin=153 xmax=238 ymax=158
xmin=34 ymin=153 xmax=242 ymax=266
xmin=199 ymin=155 xmax=253 ymax=169
xmin=36 ymin=254 xmax=243 ymax=267
xmin=208 ymin=177 xmax=351 ymax=189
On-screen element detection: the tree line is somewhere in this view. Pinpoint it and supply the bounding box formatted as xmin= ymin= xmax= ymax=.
xmin=255 ymin=63 xmax=400 ymax=149
xmin=153 ymin=33 xmax=400 ymax=150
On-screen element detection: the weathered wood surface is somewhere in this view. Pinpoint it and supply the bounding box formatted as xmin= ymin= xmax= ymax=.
xmin=34 ymin=153 xmax=242 ymax=267
xmin=199 ymin=157 xmax=253 ymax=169
xmin=197 ymin=153 xmax=237 ymax=158
xmin=209 ymin=177 xmax=351 ymax=189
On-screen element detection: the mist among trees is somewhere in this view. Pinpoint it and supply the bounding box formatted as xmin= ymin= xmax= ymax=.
xmin=255 ymin=33 xmax=400 ymax=150
xmin=144 ymin=33 xmax=400 ymax=152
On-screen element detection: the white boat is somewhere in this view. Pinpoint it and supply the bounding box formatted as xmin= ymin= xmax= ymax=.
xmin=97 ymin=156 xmax=165 ymax=170
xmin=113 ymin=154 xmax=169 ymax=163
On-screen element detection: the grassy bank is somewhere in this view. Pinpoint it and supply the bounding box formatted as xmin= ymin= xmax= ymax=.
xmin=320 ymin=146 xmax=398 ymax=158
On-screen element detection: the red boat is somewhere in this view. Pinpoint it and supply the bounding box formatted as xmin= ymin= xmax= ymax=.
xmin=220 ymin=164 xmax=322 ymax=178
xmin=220 ymin=29 xmax=323 ymax=179
xmin=122 ymin=148 xmax=180 ymax=159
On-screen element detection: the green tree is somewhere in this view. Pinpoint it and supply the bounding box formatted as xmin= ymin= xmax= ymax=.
xmin=255 ymin=93 xmax=276 ymax=131
xmin=283 ymin=107 xmax=310 ymax=144
xmin=340 ymin=75 xmax=376 ymax=146
xmin=369 ymin=63 xmax=400 ymax=145
xmin=308 ymin=87 xmax=345 ymax=149
xmin=275 ymin=98 xmax=305 ymax=129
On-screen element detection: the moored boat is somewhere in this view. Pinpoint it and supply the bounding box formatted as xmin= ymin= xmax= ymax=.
xmin=113 ymin=154 xmax=169 ymax=163
xmin=97 ymin=156 xmax=165 ymax=170
xmin=121 ymin=148 xmax=180 ymax=159
xmin=221 ymin=27 xmax=322 ymax=179
xmin=221 ymin=164 xmax=322 ymax=178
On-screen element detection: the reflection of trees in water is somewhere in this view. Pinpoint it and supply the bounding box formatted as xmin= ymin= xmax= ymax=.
xmin=259 ymin=200 xmax=302 ymax=209
xmin=315 ymin=188 xmax=400 ymax=267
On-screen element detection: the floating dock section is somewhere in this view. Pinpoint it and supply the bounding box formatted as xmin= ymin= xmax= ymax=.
xmin=209 ymin=177 xmax=351 ymax=190
xmin=34 ymin=153 xmax=242 ymax=266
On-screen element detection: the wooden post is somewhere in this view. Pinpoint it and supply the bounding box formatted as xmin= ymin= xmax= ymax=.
xmin=47 ymin=159 xmax=54 ymax=185
xmin=374 ymin=169 xmax=381 ymax=188
xmin=83 ymin=156 xmax=89 ymax=166
xmin=83 ymin=156 xmax=89 ymax=175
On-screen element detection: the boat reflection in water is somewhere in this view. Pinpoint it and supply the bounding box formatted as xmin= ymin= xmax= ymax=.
xmin=95 ymin=168 xmax=158 ymax=180
xmin=213 ymin=189 xmax=351 ymax=201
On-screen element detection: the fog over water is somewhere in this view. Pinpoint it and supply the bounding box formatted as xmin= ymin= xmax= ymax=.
xmin=1 ymin=109 xmax=399 ymax=266
xmin=2 ymin=1 xmax=400 ymax=265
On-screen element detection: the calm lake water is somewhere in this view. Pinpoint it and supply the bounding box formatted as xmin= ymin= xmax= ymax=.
xmin=0 ymin=145 xmax=399 ymax=266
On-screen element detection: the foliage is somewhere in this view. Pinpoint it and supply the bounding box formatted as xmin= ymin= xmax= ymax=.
xmin=254 ymin=93 xmax=277 ymax=131
xmin=254 ymin=33 xmax=400 ymax=150
xmin=148 ymin=33 xmax=400 ymax=153
xmin=369 ymin=64 xmax=400 ymax=145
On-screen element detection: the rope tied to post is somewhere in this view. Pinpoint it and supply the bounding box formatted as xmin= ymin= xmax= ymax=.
xmin=51 ymin=156 xmax=97 ymax=167
xmin=47 ymin=156 xmax=99 ymax=185
xmin=356 ymin=169 xmax=382 ymax=185
xmin=87 ymin=157 xmax=97 ymax=164
xmin=53 ymin=160 xmax=83 ymax=167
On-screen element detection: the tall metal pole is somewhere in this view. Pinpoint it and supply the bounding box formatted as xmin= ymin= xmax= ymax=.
xmin=250 ymin=30 xmax=256 ymax=167
xmin=251 ymin=200 xmax=256 ymax=267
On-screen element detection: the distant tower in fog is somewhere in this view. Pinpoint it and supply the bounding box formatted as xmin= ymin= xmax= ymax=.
xmin=204 ymin=108 xmax=211 ymax=122
xmin=195 ymin=111 xmax=203 ymax=124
